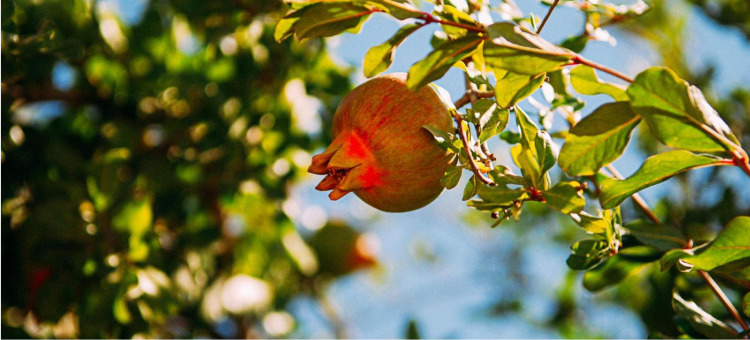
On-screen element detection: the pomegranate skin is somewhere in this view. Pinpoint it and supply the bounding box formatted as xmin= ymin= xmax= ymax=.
xmin=308 ymin=73 xmax=455 ymax=212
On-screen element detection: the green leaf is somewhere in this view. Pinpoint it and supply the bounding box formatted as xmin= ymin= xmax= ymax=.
xmin=558 ymin=102 xmax=640 ymax=176
xmin=600 ymin=150 xmax=721 ymax=209
xmin=743 ymin=292 xmax=750 ymax=318
xmin=511 ymin=144 xmax=540 ymax=188
xmin=475 ymin=184 xmax=528 ymax=206
xmin=473 ymin=99 xmax=509 ymax=142
xmin=494 ymin=71 xmax=546 ymax=109
xmin=516 ymin=106 xmax=539 ymax=151
xmin=361 ymin=0 xmax=423 ymax=20
xmin=293 ymin=3 xmax=373 ymax=41
xmin=534 ymin=130 xmax=556 ymax=174
xmin=433 ymin=4 xmax=478 ymax=36
xmin=660 ymin=248 xmax=694 ymax=272
xmin=275 ymin=8 xmax=307 ymax=42
xmin=404 ymin=318 xmax=421 ymax=339
xmin=573 ymin=212 xmax=610 ymax=234
xmin=566 ymin=239 xmax=609 ymax=270
xmin=462 ymin=175 xmax=478 ymax=200
xmin=543 ymin=181 xmax=584 ymax=214
xmin=627 ymin=67 xmax=740 ymax=153
xmin=569 ymin=65 xmax=628 ymax=101
xmin=673 ymin=292 xmax=738 ymax=339
xmin=112 ymin=198 xmax=153 ymax=236
xmin=440 ymin=165 xmax=462 ymax=189
xmin=483 ymin=22 xmax=573 ymax=75
xmin=583 ymin=247 xmax=655 ymax=292
xmin=363 ymin=23 xmax=421 ymax=77
xmin=625 ymin=220 xmax=687 ymax=251
xmin=407 ymin=34 xmax=483 ymax=90
xmin=113 ymin=294 xmax=131 ymax=324
xmin=423 ymin=124 xmax=459 ymax=152
xmin=683 ymin=216 xmax=750 ymax=271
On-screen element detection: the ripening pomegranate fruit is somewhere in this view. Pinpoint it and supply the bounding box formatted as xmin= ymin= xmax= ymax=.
xmin=308 ymin=73 xmax=455 ymax=212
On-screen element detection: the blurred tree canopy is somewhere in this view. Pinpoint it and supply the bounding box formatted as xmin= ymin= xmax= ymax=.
xmin=2 ymin=0 xmax=367 ymax=337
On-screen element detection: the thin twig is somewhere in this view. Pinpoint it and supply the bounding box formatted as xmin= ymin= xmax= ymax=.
xmin=454 ymin=90 xmax=495 ymax=109
xmin=452 ymin=111 xmax=496 ymax=186
xmin=573 ymin=55 xmax=634 ymax=83
xmin=536 ymin=0 xmax=560 ymax=34
xmin=605 ymin=165 xmax=662 ymax=224
xmin=698 ymin=270 xmax=750 ymax=335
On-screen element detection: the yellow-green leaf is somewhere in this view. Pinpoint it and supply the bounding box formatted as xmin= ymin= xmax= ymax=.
xmin=600 ymin=150 xmax=721 ymax=209
xmin=558 ymin=102 xmax=640 ymax=176
xmin=569 ymin=65 xmax=628 ymax=101
xmin=683 ymin=216 xmax=750 ymax=271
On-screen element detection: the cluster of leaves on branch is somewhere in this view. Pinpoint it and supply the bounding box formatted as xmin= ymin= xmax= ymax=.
xmin=2 ymin=0 xmax=378 ymax=338
xmin=278 ymin=0 xmax=750 ymax=337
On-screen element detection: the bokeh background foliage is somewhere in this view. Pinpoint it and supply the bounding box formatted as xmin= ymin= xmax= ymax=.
xmin=2 ymin=0 xmax=750 ymax=339
xmin=2 ymin=0 xmax=365 ymax=338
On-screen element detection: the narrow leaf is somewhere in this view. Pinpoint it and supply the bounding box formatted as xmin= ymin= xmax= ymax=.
xmin=407 ymin=34 xmax=483 ymax=90
xmin=558 ymin=102 xmax=640 ymax=176
xmin=627 ymin=67 xmax=740 ymax=153
xmin=569 ymin=65 xmax=628 ymax=101
xmin=683 ymin=216 xmax=750 ymax=271
xmin=363 ymin=23 xmax=421 ymax=77
xmin=600 ymin=150 xmax=721 ymax=209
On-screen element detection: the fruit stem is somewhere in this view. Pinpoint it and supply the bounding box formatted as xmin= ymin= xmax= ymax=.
xmin=452 ymin=111 xmax=496 ymax=186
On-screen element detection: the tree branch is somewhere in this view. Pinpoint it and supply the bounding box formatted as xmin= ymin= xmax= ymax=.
xmin=454 ymin=90 xmax=495 ymax=109
xmin=698 ymin=270 xmax=750 ymax=335
xmin=572 ymin=55 xmax=634 ymax=83
xmin=537 ymin=0 xmax=560 ymax=34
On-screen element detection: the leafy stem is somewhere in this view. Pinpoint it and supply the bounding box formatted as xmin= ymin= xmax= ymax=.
xmin=451 ymin=110 xmax=496 ymax=186
xmin=605 ymin=163 xmax=748 ymax=334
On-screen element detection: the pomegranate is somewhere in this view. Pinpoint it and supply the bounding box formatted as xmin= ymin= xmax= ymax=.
xmin=308 ymin=73 xmax=455 ymax=212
